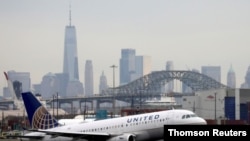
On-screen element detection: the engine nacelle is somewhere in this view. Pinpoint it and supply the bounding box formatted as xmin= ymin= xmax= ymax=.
xmin=107 ymin=134 xmax=136 ymax=141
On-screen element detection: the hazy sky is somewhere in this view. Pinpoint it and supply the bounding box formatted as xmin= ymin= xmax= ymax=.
xmin=0 ymin=0 xmax=250 ymax=94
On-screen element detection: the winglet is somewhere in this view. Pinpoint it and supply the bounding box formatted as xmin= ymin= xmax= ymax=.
xmin=21 ymin=92 xmax=60 ymax=129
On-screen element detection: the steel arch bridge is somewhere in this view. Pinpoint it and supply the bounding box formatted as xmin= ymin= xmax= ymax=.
xmin=103 ymin=70 xmax=228 ymax=96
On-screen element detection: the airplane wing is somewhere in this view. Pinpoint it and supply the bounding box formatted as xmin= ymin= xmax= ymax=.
xmin=6 ymin=135 xmax=44 ymax=139
xmin=32 ymin=129 xmax=111 ymax=139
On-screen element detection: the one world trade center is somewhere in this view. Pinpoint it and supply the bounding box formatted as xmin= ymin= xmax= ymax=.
xmin=63 ymin=7 xmax=79 ymax=81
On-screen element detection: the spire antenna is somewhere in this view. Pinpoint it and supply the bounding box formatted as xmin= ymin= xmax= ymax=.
xmin=69 ymin=1 xmax=72 ymax=26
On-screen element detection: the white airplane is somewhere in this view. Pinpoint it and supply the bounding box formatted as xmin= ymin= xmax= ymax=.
xmin=12 ymin=92 xmax=207 ymax=141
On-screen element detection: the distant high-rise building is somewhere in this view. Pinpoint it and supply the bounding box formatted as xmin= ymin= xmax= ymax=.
xmin=36 ymin=72 xmax=69 ymax=98
xmin=99 ymin=71 xmax=109 ymax=95
xmin=63 ymin=6 xmax=79 ymax=81
xmin=165 ymin=61 xmax=174 ymax=93
xmin=131 ymin=56 xmax=152 ymax=81
xmin=201 ymin=66 xmax=221 ymax=82
xmin=62 ymin=6 xmax=83 ymax=97
xmin=227 ymin=64 xmax=236 ymax=88
xmin=85 ymin=60 xmax=94 ymax=96
xmin=119 ymin=49 xmax=136 ymax=85
xmin=40 ymin=72 xmax=59 ymax=99
xmin=166 ymin=61 xmax=174 ymax=71
xmin=241 ymin=65 xmax=250 ymax=88
xmin=32 ymin=84 xmax=41 ymax=95
xmin=66 ymin=80 xmax=84 ymax=97
xmin=55 ymin=73 xmax=69 ymax=97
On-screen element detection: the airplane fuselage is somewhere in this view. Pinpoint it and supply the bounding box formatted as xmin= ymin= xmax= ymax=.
xmin=18 ymin=92 xmax=207 ymax=141
xmin=23 ymin=109 xmax=206 ymax=141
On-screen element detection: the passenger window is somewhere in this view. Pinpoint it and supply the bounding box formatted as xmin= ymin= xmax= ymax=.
xmin=182 ymin=115 xmax=185 ymax=119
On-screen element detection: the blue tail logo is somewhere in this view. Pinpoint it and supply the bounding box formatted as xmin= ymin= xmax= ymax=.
xmin=21 ymin=92 xmax=60 ymax=129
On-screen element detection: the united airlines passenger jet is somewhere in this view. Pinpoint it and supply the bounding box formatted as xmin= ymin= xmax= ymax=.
xmin=14 ymin=92 xmax=207 ymax=141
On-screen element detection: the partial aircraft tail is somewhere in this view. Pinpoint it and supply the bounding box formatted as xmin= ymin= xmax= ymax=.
xmin=4 ymin=71 xmax=23 ymax=110
xmin=21 ymin=92 xmax=60 ymax=129
xmin=4 ymin=72 xmax=17 ymax=99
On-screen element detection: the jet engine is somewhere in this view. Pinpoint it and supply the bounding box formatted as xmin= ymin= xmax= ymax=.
xmin=107 ymin=134 xmax=136 ymax=141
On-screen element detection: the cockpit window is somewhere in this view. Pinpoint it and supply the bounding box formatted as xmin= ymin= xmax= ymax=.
xmin=182 ymin=114 xmax=197 ymax=119
xmin=190 ymin=114 xmax=197 ymax=117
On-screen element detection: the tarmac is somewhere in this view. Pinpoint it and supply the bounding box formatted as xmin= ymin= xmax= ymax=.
xmin=0 ymin=139 xmax=19 ymax=141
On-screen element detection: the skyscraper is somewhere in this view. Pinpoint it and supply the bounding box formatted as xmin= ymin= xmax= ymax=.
xmin=201 ymin=66 xmax=221 ymax=82
xmin=165 ymin=61 xmax=174 ymax=93
xmin=131 ymin=55 xmax=152 ymax=81
xmin=119 ymin=49 xmax=136 ymax=85
xmin=40 ymin=72 xmax=59 ymax=99
xmin=227 ymin=64 xmax=236 ymax=88
xmin=241 ymin=65 xmax=250 ymax=88
xmin=63 ymin=5 xmax=83 ymax=97
xmin=99 ymin=71 xmax=109 ymax=95
xmin=85 ymin=60 xmax=94 ymax=96
xmin=63 ymin=6 xmax=79 ymax=81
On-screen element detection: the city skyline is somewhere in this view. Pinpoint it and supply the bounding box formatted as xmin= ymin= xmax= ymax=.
xmin=1 ymin=0 xmax=250 ymax=94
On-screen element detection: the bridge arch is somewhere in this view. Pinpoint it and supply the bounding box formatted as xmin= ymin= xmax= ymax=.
xmin=104 ymin=70 xmax=228 ymax=96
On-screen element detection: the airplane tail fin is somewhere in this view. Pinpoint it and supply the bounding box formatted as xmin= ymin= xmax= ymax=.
xmin=4 ymin=71 xmax=16 ymax=96
xmin=21 ymin=92 xmax=60 ymax=129
xmin=4 ymin=71 xmax=26 ymax=110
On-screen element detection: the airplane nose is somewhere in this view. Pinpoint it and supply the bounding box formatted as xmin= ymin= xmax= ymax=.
xmin=199 ymin=118 xmax=207 ymax=125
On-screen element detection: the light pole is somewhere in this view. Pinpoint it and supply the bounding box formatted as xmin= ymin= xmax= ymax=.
xmin=110 ymin=64 xmax=118 ymax=114
xmin=110 ymin=65 xmax=118 ymax=91
xmin=52 ymin=95 xmax=54 ymax=118
xmin=52 ymin=93 xmax=59 ymax=119
xmin=138 ymin=89 xmax=144 ymax=110
xmin=56 ymin=92 xmax=58 ymax=120
xmin=84 ymin=99 xmax=87 ymax=120
xmin=140 ymin=90 xmax=142 ymax=109
xmin=214 ymin=92 xmax=217 ymax=120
